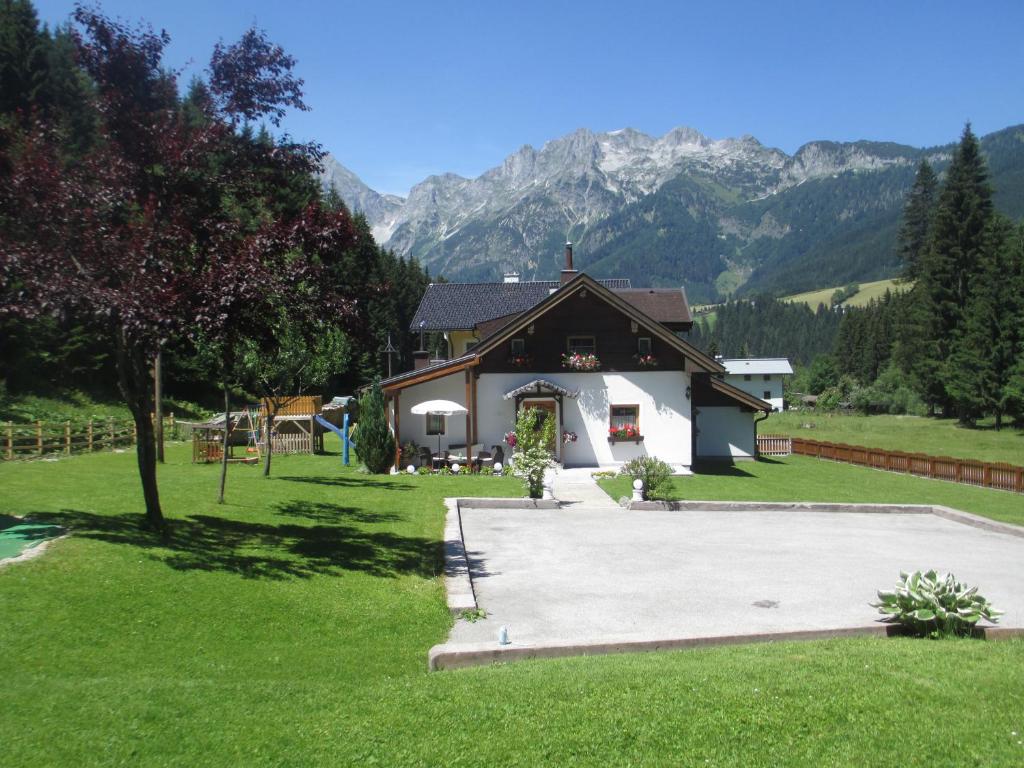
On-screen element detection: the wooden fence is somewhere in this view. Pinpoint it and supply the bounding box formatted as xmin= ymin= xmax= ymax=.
xmin=2 ymin=413 xmax=180 ymax=461
xmin=756 ymin=434 xmax=792 ymax=456
xmin=791 ymin=437 xmax=1024 ymax=494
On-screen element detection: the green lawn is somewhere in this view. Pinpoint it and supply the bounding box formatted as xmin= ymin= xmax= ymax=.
xmin=600 ymin=455 xmax=1024 ymax=526
xmin=765 ymin=411 xmax=1024 ymax=465
xmin=3 ymin=442 xmax=1024 ymax=766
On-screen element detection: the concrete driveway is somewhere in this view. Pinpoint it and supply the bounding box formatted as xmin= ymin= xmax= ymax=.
xmin=449 ymin=506 xmax=1024 ymax=646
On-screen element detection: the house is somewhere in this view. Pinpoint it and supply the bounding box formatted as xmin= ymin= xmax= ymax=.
xmin=380 ymin=244 xmax=771 ymax=470
xmin=719 ymin=358 xmax=794 ymax=412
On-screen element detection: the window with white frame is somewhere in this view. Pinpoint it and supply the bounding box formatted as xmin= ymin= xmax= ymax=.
xmin=510 ymin=338 xmax=525 ymax=355
xmin=637 ymin=337 xmax=652 ymax=355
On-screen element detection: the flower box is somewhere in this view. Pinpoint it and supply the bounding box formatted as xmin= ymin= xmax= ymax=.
xmin=507 ymin=354 xmax=533 ymax=368
xmin=561 ymin=352 xmax=601 ymax=371
xmin=608 ymin=434 xmax=644 ymax=444
xmin=608 ymin=424 xmax=643 ymax=443
xmin=634 ymin=354 xmax=658 ymax=368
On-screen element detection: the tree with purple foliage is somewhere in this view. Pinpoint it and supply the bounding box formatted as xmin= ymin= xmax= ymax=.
xmin=0 ymin=6 xmax=355 ymax=529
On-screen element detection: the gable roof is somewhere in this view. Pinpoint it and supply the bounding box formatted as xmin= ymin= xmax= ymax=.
xmin=411 ymin=278 xmax=631 ymax=332
xmin=615 ymin=288 xmax=692 ymax=325
xmin=471 ymin=272 xmax=723 ymax=374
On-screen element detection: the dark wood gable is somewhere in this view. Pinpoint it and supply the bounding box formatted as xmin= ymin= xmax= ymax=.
xmin=478 ymin=285 xmax=688 ymax=374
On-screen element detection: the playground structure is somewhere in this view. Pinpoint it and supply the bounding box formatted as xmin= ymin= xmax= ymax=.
xmin=191 ymin=395 xmax=359 ymax=464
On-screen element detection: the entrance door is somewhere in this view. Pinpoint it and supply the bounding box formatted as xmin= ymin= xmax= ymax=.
xmin=521 ymin=400 xmax=558 ymax=460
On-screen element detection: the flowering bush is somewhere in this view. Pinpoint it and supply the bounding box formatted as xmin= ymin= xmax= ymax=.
xmin=561 ymin=352 xmax=600 ymax=371
xmin=620 ymin=456 xmax=673 ymax=500
xmin=503 ymin=430 xmax=517 ymax=448
xmin=634 ymin=354 xmax=658 ymax=367
xmin=608 ymin=423 xmax=640 ymax=440
xmin=510 ymin=408 xmax=555 ymax=498
xmin=561 ymin=430 xmax=578 ymax=445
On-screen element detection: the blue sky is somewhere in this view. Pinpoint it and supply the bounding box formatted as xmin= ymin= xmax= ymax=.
xmin=36 ymin=0 xmax=1024 ymax=196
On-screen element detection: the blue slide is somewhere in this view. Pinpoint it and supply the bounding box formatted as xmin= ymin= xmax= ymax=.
xmin=315 ymin=413 xmax=352 ymax=465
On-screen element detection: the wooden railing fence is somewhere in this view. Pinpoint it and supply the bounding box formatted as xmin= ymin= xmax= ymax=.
xmin=756 ymin=434 xmax=792 ymax=456
xmin=791 ymin=437 xmax=1024 ymax=494
xmin=2 ymin=413 xmax=180 ymax=461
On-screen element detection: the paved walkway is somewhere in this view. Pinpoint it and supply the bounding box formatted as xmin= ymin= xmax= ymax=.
xmin=550 ymin=466 xmax=619 ymax=508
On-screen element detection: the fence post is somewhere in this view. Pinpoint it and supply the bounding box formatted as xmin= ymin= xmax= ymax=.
xmin=169 ymin=412 xmax=175 ymax=439
xmin=131 ymin=420 xmax=137 ymax=446
xmin=65 ymin=420 xmax=71 ymax=455
xmin=5 ymin=421 xmax=11 ymax=460
xmin=983 ymin=464 xmax=992 ymax=488
xmin=1016 ymin=467 xmax=1023 ymax=494
xmin=36 ymin=420 xmax=43 ymax=455
xmin=87 ymin=420 xmax=93 ymax=452
xmin=108 ymin=418 xmax=115 ymax=450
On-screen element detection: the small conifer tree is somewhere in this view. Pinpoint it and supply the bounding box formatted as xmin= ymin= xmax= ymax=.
xmin=355 ymin=382 xmax=396 ymax=473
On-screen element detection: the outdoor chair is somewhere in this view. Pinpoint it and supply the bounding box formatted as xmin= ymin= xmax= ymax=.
xmin=417 ymin=446 xmax=432 ymax=469
xmin=491 ymin=445 xmax=505 ymax=467
xmin=431 ymin=450 xmax=449 ymax=471
xmin=447 ymin=444 xmax=468 ymax=467
xmin=476 ymin=450 xmax=493 ymax=471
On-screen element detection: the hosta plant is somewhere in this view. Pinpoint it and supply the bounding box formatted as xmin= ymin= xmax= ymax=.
xmin=871 ymin=570 xmax=1002 ymax=637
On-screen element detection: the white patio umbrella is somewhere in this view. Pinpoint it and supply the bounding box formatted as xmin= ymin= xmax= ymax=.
xmin=410 ymin=399 xmax=467 ymax=456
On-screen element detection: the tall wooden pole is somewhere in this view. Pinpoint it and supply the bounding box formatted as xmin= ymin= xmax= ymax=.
xmin=154 ymin=351 xmax=164 ymax=463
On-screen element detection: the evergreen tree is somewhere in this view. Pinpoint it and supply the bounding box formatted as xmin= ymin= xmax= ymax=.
xmin=354 ymin=382 xmax=395 ymax=473
xmin=912 ymin=124 xmax=994 ymax=417
xmin=944 ymin=216 xmax=1014 ymax=425
xmin=897 ymin=159 xmax=938 ymax=280
xmin=1001 ymin=224 xmax=1024 ymax=422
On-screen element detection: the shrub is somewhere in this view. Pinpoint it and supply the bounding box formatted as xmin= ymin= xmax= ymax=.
xmin=620 ymin=456 xmax=673 ymax=500
xmin=871 ymin=570 xmax=1002 ymax=637
xmin=479 ymin=466 xmax=495 ymax=476
xmin=436 ymin=465 xmax=453 ymax=476
xmin=510 ymin=407 xmax=555 ymax=499
xmin=416 ymin=466 xmax=431 ymax=476
xmin=354 ymin=382 xmax=395 ymax=474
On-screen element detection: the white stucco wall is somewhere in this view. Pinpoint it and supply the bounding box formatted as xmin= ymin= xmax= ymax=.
xmin=724 ymin=374 xmax=785 ymax=411
xmin=394 ymin=370 xmax=693 ymax=469
xmin=696 ymin=406 xmax=756 ymax=459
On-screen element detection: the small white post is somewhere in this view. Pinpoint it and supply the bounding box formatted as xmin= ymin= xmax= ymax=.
xmin=632 ymin=478 xmax=644 ymax=502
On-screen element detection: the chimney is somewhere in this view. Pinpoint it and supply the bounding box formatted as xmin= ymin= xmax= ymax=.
xmin=503 ymin=271 xmax=520 ymax=283
xmin=560 ymin=241 xmax=578 ymax=285
xmin=413 ymin=349 xmax=430 ymax=370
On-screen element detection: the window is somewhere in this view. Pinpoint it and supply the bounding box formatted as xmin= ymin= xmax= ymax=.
xmin=426 ymin=414 xmax=445 ymax=435
xmin=763 ymin=374 xmax=771 ymax=381
xmin=567 ymin=335 xmax=596 ymax=355
xmin=637 ymin=337 xmax=652 ymax=355
xmin=610 ymin=404 xmax=639 ymax=431
xmin=764 ymin=391 xmax=772 ymax=400
xmin=510 ymin=338 xmax=525 ymax=355
xmin=743 ymin=374 xmax=752 ymax=381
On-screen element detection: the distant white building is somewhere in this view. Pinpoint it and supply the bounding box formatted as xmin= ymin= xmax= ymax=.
xmin=720 ymin=358 xmax=794 ymax=412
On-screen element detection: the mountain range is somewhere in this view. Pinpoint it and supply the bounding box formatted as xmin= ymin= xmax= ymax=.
xmin=321 ymin=124 xmax=1024 ymax=302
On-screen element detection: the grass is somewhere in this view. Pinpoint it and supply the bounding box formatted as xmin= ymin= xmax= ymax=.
xmin=600 ymin=455 xmax=1024 ymax=526
xmin=3 ymin=440 xmax=1024 ymax=765
xmin=765 ymin=411 xmax=1024 ymax=465
xmin=0 ymin=390 xmax=210 ymax=423
xmin=782 ymin=278 xmax=908 ymax=309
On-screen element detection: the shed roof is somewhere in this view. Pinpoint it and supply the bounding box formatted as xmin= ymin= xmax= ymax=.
xmin=721 ymin=358 xmax=794 ymax=375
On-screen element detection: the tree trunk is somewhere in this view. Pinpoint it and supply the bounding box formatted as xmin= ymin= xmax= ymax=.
xmin=995 ymin=410 xmax=1002 ymax=431
xmin=218 ymin=381 xmax=230 ymax=504
xmin=263 ymin=409 xmax=274 ymax=477
xmin=114 ymin=328 xmax=164 ymax=530
xmin=154 ymin=350 xmax=164 ymax=463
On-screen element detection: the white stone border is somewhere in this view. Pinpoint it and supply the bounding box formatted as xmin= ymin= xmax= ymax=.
xmin=625 ymin=500 xmax=1024 ymax=539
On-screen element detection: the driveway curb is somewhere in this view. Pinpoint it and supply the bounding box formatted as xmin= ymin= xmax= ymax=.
xmin=442 ymin=497 xmax=559 ymax=615
xmin=626 ymin=500 xmax=1024 ymax=539
xmin=429 ymin=625 xmax=1024 ymax=670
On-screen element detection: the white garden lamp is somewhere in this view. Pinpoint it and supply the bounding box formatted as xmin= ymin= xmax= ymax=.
xmin=410 ymin=399 xmax=468 ymax=457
